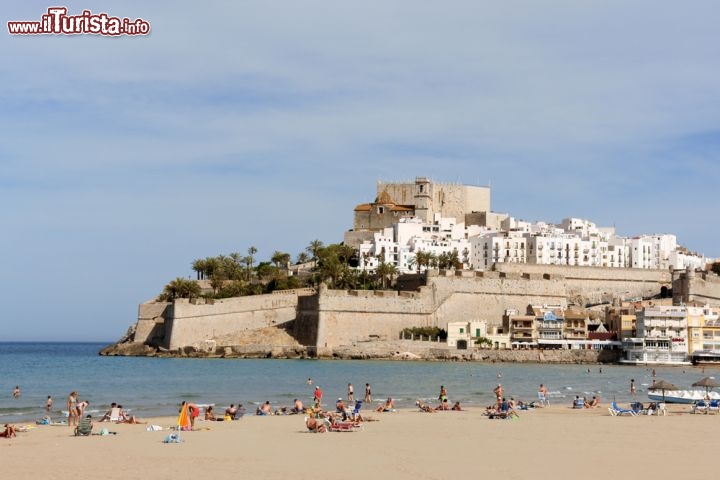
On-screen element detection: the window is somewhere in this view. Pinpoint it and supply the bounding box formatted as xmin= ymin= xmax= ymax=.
xmin=476 ymin=328 xmax=481 ymax=337
xmin=378 ymin=206 xmax=384 ymax=214
xmin=459 ymin=328 xmax=464 ymax=334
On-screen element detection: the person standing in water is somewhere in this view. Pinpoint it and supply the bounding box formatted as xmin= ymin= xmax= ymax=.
xmin=630 ymin=378 xmax=636 ymax=396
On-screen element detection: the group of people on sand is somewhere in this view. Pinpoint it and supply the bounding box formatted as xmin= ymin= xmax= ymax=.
xmin=304 ymin=399 xmax=367 ymax=433
xmin=415 ymin=386 xmax=464 ymax=413
xmin=66 ymin=391 xmax=92 ymax=429
xmin=98 ymin=402 xmax=145 ymax=424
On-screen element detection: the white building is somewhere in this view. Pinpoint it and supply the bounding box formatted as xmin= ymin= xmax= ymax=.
xmin=621 ymin=305 xmax=695 ymax=365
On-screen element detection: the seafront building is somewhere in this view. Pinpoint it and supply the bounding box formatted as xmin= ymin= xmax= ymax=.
xmin=621 ymin=305 xmax=720 ymax=365
xmin=501 ymin=305 xmax=620 ymax=350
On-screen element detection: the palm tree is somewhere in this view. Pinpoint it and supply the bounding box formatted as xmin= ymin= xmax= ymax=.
xmin=306 ymin=239 xmax=324 ymax=260
xmin=271 ymin=251 xmax=291 ymax=269
xmin=296 ymin=252 xmax=309 ymax=264
xmin=247 ymin=246 xmax=257 ymax=281
xmin=375 ymin=261 xmax=398 ymax=289
xmin=414 ymin=251 xmax=434 ymax=273
xmin=191 ymin=259 xmax=206 ymax=280
xmin=160 ymin=278 xmax=201 ymax=301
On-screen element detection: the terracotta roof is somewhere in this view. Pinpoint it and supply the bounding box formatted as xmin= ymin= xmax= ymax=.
xmin=390 ymin=205 xmax=414 ymax=212
xmin=354 ymin=204 xmax=372 ymax=212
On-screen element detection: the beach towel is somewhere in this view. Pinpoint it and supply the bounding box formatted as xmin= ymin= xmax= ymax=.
xmin=163 ymin=433 xmax=182 ymax=443
xmin=177 ymin=404 xmax=191 ymax=431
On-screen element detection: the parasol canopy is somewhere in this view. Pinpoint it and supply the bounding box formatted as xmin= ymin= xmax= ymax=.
xmin=691 ymin=377 xmax=719 ymax=397
xmin=648 ymin=379 xmax=679 ymax=402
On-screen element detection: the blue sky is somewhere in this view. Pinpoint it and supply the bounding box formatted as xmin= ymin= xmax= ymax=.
xmin=2 ymin=1 xmax=719 ymax=341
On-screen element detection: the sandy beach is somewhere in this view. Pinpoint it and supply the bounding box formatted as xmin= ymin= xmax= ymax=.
xmin=3 ymin=404 xmax=717 ymax=480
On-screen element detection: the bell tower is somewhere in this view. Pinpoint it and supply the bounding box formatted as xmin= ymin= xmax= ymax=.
xmin=414 ymin=177 xmax=431 ymax=222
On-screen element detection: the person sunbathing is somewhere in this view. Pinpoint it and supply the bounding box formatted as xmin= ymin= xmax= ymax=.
xmin=205 ymin=406 xmax=216 ymax=421
xmin=451 ymin=401 xmax=462 ymax=411
xmin=306 ymin=415 xmax=326 ymax=433
xmin=256 ymin=401 xmax=272 ymax=416
xmin=0 ymin=424 xmax=16 ymax=438
xmin=100 ymin=403 xmax=118 ymax=422
xmin=416 ymin=400 xmax=436 ymax=413
xmin=117 ymin=405 xmax=145 ymax=424
xmin=75 ymin=415 xmax=93 ymax=436
xmin=376 ymin=398 xmax=394 ymax=412
xmin=291 ymin=399 xmax=304 ymax=415
xmin=437 ymin=398 xmax=451 ymax=411
xmin=224 ymin=404 xmax=237 ymax=418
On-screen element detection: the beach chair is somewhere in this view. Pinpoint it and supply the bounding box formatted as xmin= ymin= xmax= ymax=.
xmin=693 ymin=400 xmax=708 ymax=414
xmin=349 ymin=401 xmax=363 ymax=421
xmin=608 ymin=402 xmax=637 ymax=416
xmin=75 ymin=417 xmax=93 ymax=436
xmin=107 ymin=407 xmax=121 ymax=423
xmin=630 ymin=402 xmax=645 ymax=415
xmin=708 ymin=400 xmax=719 ymax=414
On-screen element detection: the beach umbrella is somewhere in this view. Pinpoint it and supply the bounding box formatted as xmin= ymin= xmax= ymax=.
xmin=648 ymin=379 xmax=679 ymax=402
xmin=691 ymin=377 xmax=720 ymax=397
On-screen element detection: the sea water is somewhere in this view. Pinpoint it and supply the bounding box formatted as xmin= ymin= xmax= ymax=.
xmin=0 ymin=342 xmax=714 ymax=423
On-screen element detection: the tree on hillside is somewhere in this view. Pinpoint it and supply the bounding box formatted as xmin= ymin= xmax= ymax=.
xmin=306 ymin=239 xmax=324 ymax=260
xmin=414 ymin=250 xmax=435 ymax=272
xmin=296 ymin=252 xmax=310 ymax=264
xmin=247 ymin=246 xmax=257 ymax=281
xmin=158 ymin=278 xmax=201 ymax=301
xmin=271 ymin=251 xmax=291 ymax=269
xmin=375 ymin=261 xmax=398 ymax=289
xmin=711 ymin=262 xmax=720 ymax=276
xmin=191 ymin=258 xmax=207 ymax=280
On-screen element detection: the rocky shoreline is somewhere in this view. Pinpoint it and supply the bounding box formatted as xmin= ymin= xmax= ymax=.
xmin=99 ymin=340 xmax=621 ymax=363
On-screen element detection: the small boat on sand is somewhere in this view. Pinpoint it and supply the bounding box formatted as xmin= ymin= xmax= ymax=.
xmin=647 ymin=390 xmax=720 ymax=404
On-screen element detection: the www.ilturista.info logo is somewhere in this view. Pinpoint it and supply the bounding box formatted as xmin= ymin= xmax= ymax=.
xmin=8 ymin=7 xmax=150 ymax=36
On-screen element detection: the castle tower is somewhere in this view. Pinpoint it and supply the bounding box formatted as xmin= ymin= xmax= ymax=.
xmin=414 ymin=177 xmax=431 ymax=222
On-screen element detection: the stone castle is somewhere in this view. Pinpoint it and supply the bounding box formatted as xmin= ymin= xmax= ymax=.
xmin=102 ymin=178 xmax=720 ymax=358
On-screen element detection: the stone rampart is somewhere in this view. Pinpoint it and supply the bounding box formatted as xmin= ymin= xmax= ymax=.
xmin=135 ymin=301 xmax=170 ymax=344
xmin=121 ymin=265 xmax=702 ymax=355
xmin=164 ymin=293 xmax=299 ymax=350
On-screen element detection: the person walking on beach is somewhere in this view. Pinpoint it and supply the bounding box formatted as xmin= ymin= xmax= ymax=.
xmin=313 ymin=386 xmax=323 ymax=407
xmin=46 ymin=395 xmax=53 ymax=412
xmin=439 ymin=385 xmax=447 ymax=402
xmin=365 ymin=383 xmax=372 ymax=403
xmin=67 ymin=391 xmax=79 ymax=429
xmin=630 ymin=379 xmax=636 ymax=396
xmin=493 ymin=384 xmax=503 ymax=402
xmin=12 ymin=386 xmax=20 ymax=398
xmin=538 ymin=384 xmax=549 ymax=406
xmin=347 ymin=383 xmax=354 ymax=403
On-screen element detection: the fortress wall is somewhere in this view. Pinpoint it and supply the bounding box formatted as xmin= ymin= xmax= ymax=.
xmin=314 ymin=285 xmax=437 ymax=349
xmin=495 ymin=263 xmax=671 ymax=283
xmin=686 ymin=276 xmax=720 ymax=305
xmin=294 ymin=294 xmax=320 ymax=346
xmin=164 ymin=294 xmax=299 ymax=350
xmin=135 ymin=302 xmax=170 ymax=343
xmin=434 ymin=292 xmax=567 ymax=327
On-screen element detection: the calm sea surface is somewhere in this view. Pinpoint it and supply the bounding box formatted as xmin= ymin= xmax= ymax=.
xmin=1 ymin=342 xmax=716 ymax=423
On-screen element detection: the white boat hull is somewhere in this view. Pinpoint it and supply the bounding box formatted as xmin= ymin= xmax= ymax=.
xmin=648 ymin=390 xmax=720 ymax=404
